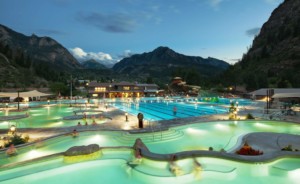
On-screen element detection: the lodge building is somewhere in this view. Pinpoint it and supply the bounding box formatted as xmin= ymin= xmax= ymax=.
xmin=87 ymin=81 xmax=159 ymax=98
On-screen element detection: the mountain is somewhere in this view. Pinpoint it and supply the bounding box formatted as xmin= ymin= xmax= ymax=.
xmin=223 ymin=0 xmax=300 ymax=89
xmin=0 ymin=24 xmax=85 ymax=88
xmin=0 ymin=24 xmax=82 ymax=71
xmin=82 ymin=59 xmax=108 ymax=69
xmin=112 ymin=46 xmax=229 ymax=85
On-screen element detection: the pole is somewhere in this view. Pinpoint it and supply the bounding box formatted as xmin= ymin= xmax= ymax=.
xmin=17 ymin=91 xmax=20 ymax=111
xmin=70 ymin=75 xmax=72 ymax=106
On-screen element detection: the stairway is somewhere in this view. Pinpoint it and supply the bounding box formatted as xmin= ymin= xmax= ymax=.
xmin=115 ymin=129 xmax=184 ymax=144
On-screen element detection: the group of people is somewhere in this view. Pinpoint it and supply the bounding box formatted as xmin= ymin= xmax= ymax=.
xmin=169 ymin=154 xmax=202 ymax=177
xmin=77 ymin=119 xmax=97 ymax=126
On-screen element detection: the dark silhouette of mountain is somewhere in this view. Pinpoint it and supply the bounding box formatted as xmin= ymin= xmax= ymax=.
xmin=82 ymin=59 xmax=108 ymax=69
xmin=0 ymin=24 xmax=82 ymax=70
xmin=223 ymin=0 xmax=300 ymax=90
xmin=0 ymin=24 xmax=84 ymax=88
xmin=113 ymin=46 xmax=229 ymax=85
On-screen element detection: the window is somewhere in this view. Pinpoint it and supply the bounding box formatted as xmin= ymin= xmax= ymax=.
xmin=95 ymin=87 xmax=106 ymax=92
xmin=123 ymin=86 xmax=130 ymax=90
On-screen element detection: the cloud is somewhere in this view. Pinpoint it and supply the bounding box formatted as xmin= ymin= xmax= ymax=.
xmin=70 ymin=47 xmax=116 ymax=66
xmin=77 ymin=12 xmax=137 ymax=33
xmin=118 ymin=50 xmax=134 ymax=59
xmin=208 ymin=0 xmax=223 ymax=7
xmin=246 ymin=27 xmax=260 ymax=37
xmin=37 ymin=29 xmax=66 ymax=35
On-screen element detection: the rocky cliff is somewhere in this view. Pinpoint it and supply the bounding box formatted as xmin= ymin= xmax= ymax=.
xmin=224 ymin=0 xmax=300 ymax=89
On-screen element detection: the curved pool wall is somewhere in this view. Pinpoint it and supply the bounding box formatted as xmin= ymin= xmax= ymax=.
xmin=1 ymin=120 xmax=299 ymax=166
xmin=0 ymin=149 xmax=300 ymax=184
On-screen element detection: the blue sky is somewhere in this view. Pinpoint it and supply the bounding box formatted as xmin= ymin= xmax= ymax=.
xmin=0 ymin=0 xmax=283 ymax=65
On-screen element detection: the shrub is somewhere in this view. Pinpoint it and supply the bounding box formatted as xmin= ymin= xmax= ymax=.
xmin=246 ymin=113 xmax=255 ymax=119
xmin=4 ymin=134 xmax=29 ymax=147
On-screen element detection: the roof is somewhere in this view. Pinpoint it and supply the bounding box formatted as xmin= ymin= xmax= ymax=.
xmin=0 ymin=90 xmax=52 ymax=97
xmin=136 ymin=84 xmax=158 ymax=87
xmin=173 ymin=77 xmax=182 ymax=80
xmin=249 ymin=88 xmax=300 ymax=96
xmin=272 ymin=93 xmax=300 ymax=98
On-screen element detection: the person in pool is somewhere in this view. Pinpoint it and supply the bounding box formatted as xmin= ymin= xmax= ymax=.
xmin=169 ymin=154 xmax=182 ymax=176
xmin=71 ymin=129 xmax=79 ymax=137
xmin=6 ymin=144 xmax=17 ymax=156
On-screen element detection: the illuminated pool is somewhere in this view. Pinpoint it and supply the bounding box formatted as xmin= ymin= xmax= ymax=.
xmin=0 ymin=97 xmax=229 ymax=128
xmin=0 ymin=105 xmax=107 ymax=128
xmin=0 ymin=120 xmax=299 ymax=183
xmin=109 ymin=98 xmax=228 ymax=120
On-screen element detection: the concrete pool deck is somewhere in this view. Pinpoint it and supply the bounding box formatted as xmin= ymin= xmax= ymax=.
xmin=1 ymin=103 xmax=300 ymax=165
xmin=1 ymin=103 xmax=300 ymax=140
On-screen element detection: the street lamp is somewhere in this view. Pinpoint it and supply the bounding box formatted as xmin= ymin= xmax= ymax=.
xmin=47 ymin=100 xmax=50 ymax=105
xmin=9 ymin=125 xmax=16 ymax=135
xmin=5 ymin=103 xmax=8 ymax=108
xmin=125 ymin=112 xmax=128 ymax=122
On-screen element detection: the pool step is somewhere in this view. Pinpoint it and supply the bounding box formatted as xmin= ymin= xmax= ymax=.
xmin=115 ymin=129 xmax=184 ymax=144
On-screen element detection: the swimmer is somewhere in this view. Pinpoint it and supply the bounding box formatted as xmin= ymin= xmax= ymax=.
xmin=6 ymin=144 xmax=17 ymax=156
xmin=169 ymin=155 xmax=183 ymax=176
xmin=72 ymin=129 xmax=79 ymax=137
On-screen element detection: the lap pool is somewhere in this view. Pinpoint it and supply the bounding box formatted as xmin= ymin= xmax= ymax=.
xmin=0 ymin=97 xmax=229 ymax=128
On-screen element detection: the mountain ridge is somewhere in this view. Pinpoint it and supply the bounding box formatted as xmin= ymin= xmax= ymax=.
xmin=113 ymin=46 xmax=229 ymax=85
xmin=222 ymin=0 xmax=300 ymax=89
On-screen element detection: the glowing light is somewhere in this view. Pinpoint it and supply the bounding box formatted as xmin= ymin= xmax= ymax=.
xmin=254 ymin=122 xmax=272 ymax=129
xmin=25 ymin=150 xmax=44 ymax=159
xmin=215 ymin=123 xmax=230 ymax=131
xmin=186 ymin=128 xmax=207 ymax=135
xmin=87 ymin=135 xmax=103 ymax=143
xmin=288 ymin=169 xmax=300 ymax=180
xmin=123 ymin=123 xmax=131 ymax=130
xmin=48 ymin=121 xmax=63 ymax=127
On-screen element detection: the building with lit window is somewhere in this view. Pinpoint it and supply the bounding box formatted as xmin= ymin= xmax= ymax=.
xmin=87 ymin=81 xmax=159 ymax=98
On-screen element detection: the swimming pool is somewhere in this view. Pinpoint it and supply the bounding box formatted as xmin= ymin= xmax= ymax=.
xmin=109 ymin=98 xmax=227 ymax=121
xmin=0 ymin=97 xmax=228 ymax=128
xmin=0 ymin=120 xmax=299 ymax=183
xmin=0 ymin=105 xmax=107 ymax=129
xmin=1 ymin=156 xmax=299 ymax=184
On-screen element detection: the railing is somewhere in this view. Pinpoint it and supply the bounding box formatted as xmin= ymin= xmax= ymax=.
xmin=147 ymin=119 xmax=163 ymax=142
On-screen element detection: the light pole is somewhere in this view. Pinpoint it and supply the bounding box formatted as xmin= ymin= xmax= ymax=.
xmin=125 ymin=112 xmax=128 ymax=122
xmin=70 ymin=75 xmax=73 ymax=106
xmin=47 ymin=100 xmax=50 ymax=105
xmin=9 ymin=125 xmax=16 ymax=135
xmin=17 ymin=91 xmax=20 ymax=111
xmin=5 ymin=103 xmax=8 ymax=109
xmin=109 ymin=84 xmax=112 ymax=99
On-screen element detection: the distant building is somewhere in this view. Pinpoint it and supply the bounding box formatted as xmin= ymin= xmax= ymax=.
xmin=87 ymin=81 xmax=159 ymax=98
xmin=249 ymin=88 xmax=300 ymax=100
xmin=168 ymin=77 xmax=200 ymax=96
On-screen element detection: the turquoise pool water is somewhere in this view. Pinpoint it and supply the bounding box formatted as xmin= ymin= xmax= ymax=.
xmin=0 ymin=120 xmax=299 ymax=183
xmin=1 ymin=157 xmax=299 ymax=184
xmin=0 ymin=98 xmax=228 ymax=128
xmin=0 ymin=105 xmax=107 ymax=128
xmin=110 ymin=98 xmax=227 ymax=121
